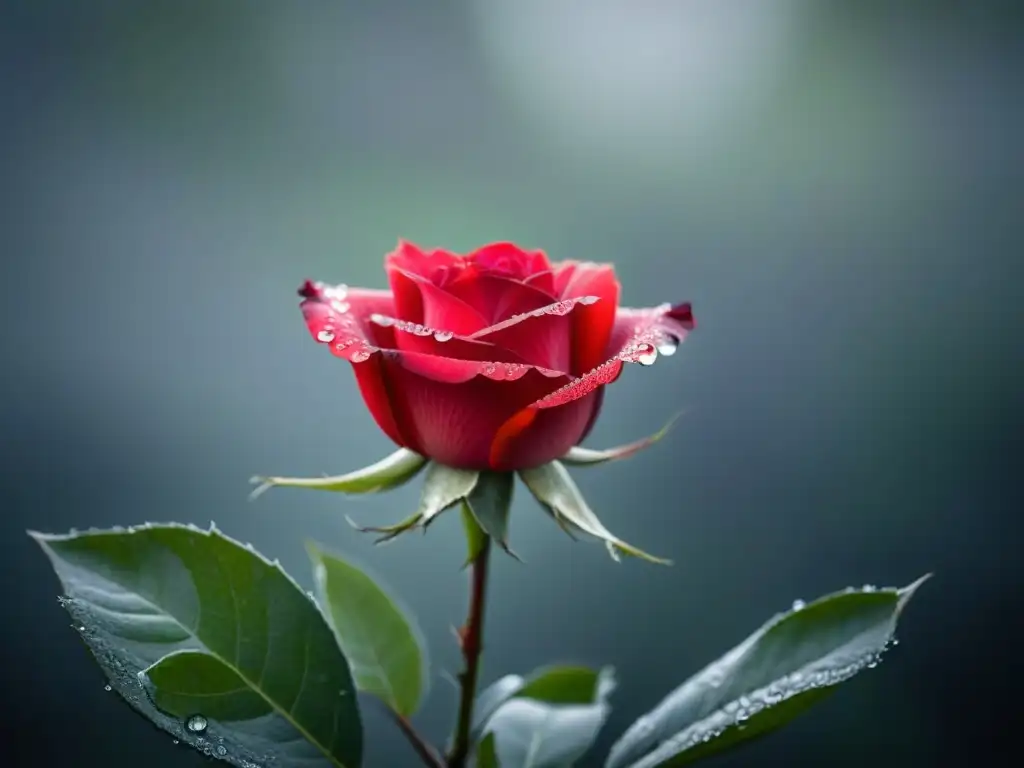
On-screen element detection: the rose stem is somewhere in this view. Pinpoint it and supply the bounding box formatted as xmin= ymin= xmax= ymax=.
xmin=383 ymin=705 xmax=446 ymax=768
xmin=447 ymin=535 xmax=493 ymax=768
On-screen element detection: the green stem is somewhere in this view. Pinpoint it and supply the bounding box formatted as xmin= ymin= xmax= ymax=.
xmin=447 ymin=535 xmax=493 ymax=767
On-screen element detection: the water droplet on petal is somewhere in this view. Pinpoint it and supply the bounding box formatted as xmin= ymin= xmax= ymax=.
xmin=433 ymin=330 xmax=454 ymax=342
xmin=316 ymin=330 xmax=335 ymax=343
xmin=578 ymin=295 xmax=600 ymax=305
xmin=351 ymin=350 xmax=371 ymax=363
xmin=656 ymin=336 xmax=679 ymax=356
xmin=636 ymin=344 xmax=658 ymax=366
xmin=370 ymin=313 xmax=395 ymax=327
xmin=186 ymin=714 xmax=208 ymax=733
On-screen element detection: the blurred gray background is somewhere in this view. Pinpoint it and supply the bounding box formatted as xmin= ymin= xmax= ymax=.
xmin=1 ymin=1 xmax=1021 ymax=766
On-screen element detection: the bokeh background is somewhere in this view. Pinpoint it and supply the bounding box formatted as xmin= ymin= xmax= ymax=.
xmin=2 ymin=1 xmax=1021 ymax=766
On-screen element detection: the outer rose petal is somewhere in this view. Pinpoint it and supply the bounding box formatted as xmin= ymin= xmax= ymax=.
xmin=298 ymin=281 xmax=420 ymax=449
xmin=469 ymin=295 xmax=601 ymax=373
xmin=300 ymin=279 xmax=578 ymax=468
xmin=368 ymin=355 xmax=571 ymax=469
xmin=553 ymin=261 xmax=621 ymax=374
xmin=489 ymin=301 xmax=694 ymax=467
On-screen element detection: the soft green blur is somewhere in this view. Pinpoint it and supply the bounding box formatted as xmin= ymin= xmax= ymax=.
xmin=2 ymin=1 xmax=1021 ymax=766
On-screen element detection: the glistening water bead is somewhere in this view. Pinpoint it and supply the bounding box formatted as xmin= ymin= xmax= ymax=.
xmin=186 ymin=714 xmax=208 ymax=734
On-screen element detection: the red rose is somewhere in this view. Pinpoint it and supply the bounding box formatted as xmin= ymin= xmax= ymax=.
xmin=298 ymin=241 xmax=694 ymax=471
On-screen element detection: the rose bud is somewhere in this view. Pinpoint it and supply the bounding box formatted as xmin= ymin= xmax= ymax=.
xmin=252 ymin=242 xmax=695 ymax=563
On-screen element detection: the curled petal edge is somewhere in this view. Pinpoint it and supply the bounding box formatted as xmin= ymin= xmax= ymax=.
xmin=490 ymin=301 xmax=694 ymax=468
xmin=560 ymin=411 xmax=686 ymax=466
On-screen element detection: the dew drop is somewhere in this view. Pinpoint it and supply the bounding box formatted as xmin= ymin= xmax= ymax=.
xmin=216 ymin=745 xmax=228 ymax=756
xmin=656 ymin=336 xmax=679 ymax=356
xmin=370 ymin=313 xmax=395 ymax=327
xmin=332 ymin=301 xmax=350 ymax=314
xmin=484 ymin=363 xmax=496 ymax=375
xmin=186 ymin=714 xmax=208 ymax=733
xmin=578 ymin=295 xmax=600 ymax=305
xmin=433 ymin=330 xmax=454 ymax=342
xmin=172 ymin=740 xmax=179 ymax=746
xmin=791 ymin=599 xmax=805 ymax=611
xmin=351 ymin=350 xmax=371 ymax=363
xmin=636 ymin=344 xmax=658 ymax=366
xmin=862 ymin=584 xmax=877 ymax=593
xmin=316 ymin=330 xmax=335 ymax=343
xmin=104 ymin=684 xmax=112 ymax=692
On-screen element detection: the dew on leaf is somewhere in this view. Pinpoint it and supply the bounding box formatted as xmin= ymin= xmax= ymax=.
xmin=186 ymin=714 xmax=208 ymax=734
xmin=791 ymin=599 xmax=805 ymax=611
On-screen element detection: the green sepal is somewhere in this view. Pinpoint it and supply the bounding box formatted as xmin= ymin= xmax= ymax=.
xmin=464 ymin=471 xmax=519 ymax=560
xmin=519 ymin=461 xmax=671 ymax=565
xmin=250 ymin=447 xmax=426 ymax=499
xmin=346 ymin=463 xmax=479 ymax=545
xmin=561 ymin=412 xmax=684 ymax=466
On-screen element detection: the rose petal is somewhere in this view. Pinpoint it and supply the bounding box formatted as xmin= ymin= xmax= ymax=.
xmin=605 ymin=302 xmax=695 ymax=357
xmin=489 ymin=301 xmax=693 ymax=467
xmin=385 ymin=239 xmax=463 ymax=281
xmin=365 ymin=313 xmax=531 ymax=364
xmin=369 ymin=356 xmax=571 ymax=469
xmin=299 ymin=280 xmax=395 ymax=354
xmin=523 ymin=268 xmax=556 ymax=295
xmin=388 ymin=267 xmax=491 ymax=335
xmin=554 ymin=261 xmax=621 ymax=375
xmin=445 ymin=271 xmax=557 ymax=324
xmin=467 ymin=242 xmax=552 ymax=281
xmin=469 ymin=295 xmax=601 ymax=373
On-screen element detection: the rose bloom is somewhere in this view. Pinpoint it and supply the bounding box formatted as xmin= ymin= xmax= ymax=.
xmin=298 ymin=242 xmax=694 ymax=472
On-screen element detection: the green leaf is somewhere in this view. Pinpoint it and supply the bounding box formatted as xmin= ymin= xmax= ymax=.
xmin=476 ymin=732 xmax=501 ymax=768
xmin=348 ymin=462 xmax=479 ymax=543
xmin=473 ymin=666 xmax=616 ymax=749
xmin=518 ymin=665 xmax=614 ymax=706
xmin=561 ymin=413 xmax=683 ymax=466
xmin=308 ymin=543 xmax=427 ymax=717
xmin=461 ymin=502 xmax=489 ymax=567
xmin=465 ymin=471 xmax=518 ymax=558
xmin=250 ymin=447 xmax=426 ymax=498
xmin=472 ymin=674 xmax=526 ymax=739
xmin=519 ymin=461 xmax=670 ymax=565
xmin=605 ymin=575 xmax=931 ymax=768
xmin=485 ymin=700 xmax=609 ymax=768
xmin=30 ymin=524 xmax=363 ymax=768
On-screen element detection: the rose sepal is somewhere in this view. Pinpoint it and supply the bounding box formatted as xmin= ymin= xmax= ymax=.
xmin=346 ymin=465 xmax=520 ymax=560
xmin=560 ymin=411 xmax=685 ymax=467
xmin=519 ymin=460 xmax=671 ymax=565
xmin=249 ymin=446 xmax=427 ymax=499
